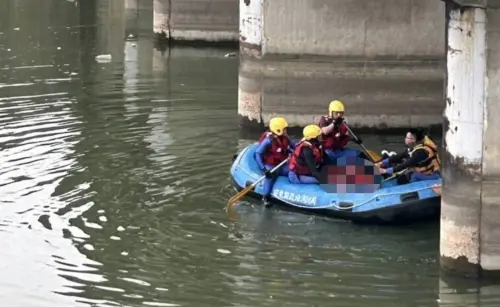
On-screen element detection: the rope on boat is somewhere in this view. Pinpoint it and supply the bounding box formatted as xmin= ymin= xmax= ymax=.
xmin=327 ymin=185 xmax=435 ymax=211
xmin=265 ymin=185 xmax=434 ymax=210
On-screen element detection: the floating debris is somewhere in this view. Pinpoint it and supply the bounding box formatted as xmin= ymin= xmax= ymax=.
xmin=95 ymin=54 xmax=112 ymax=62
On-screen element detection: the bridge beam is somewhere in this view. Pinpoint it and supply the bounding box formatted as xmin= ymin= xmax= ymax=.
xmin=440 ymin=0 xmax=500 ymax=277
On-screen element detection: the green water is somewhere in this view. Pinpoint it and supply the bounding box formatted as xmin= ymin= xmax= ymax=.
xmin=0 ymin=0 xmax=498 ymax=306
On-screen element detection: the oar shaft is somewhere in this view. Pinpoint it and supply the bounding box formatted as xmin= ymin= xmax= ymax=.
xmin=343 ymin=123 xmax=378 ymax=162
xmin=227 ymin=157 xmax=289 ymax=207
xmin=382 ymin=169 xmax=408 ymax=182
xmin=251 ymin=158 xmax=289 ymax=187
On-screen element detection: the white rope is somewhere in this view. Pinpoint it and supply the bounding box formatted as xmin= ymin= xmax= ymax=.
xmin=328 ymin=185 xmax=436 ymax=211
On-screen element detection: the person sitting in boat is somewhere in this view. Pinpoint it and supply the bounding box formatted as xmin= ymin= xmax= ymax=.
xmin=318 ymin=100 xmax=365 ymax=163
xmin=288 ymin=124 xmax=324 ymax=184
xmin=255 ymin=116 xmax=296 ymax=205
xmin=375 ymin=128 xmax=441 ymax=183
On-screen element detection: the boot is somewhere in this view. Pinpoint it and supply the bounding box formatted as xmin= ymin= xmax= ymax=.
xmin=262 ymin=196 xmax=272 ymax=207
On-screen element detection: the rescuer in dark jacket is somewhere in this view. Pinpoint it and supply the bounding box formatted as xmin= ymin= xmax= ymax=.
xmin=376 ymin=128 xmax=441 ymax=183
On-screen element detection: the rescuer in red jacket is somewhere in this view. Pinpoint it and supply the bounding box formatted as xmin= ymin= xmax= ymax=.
xmin=318 ymin=100 xmax=362 ymax=162
xmin=255 ymin=117 xmax=296 ymax=205
xmin=288 ymin=124 xmax=324 ymax=184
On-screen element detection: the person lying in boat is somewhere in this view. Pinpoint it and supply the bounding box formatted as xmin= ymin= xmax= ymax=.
xmin=255 ymin=116 xmax=296 ymax=205
xmin=288 ymin=124 xmax=324 ymax=184
xmin=375 ymin=128 xmax=441 ymax=183
xmin=318 ymin=100 xmax=363 ymax=162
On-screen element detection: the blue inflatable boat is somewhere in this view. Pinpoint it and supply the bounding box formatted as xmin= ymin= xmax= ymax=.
xmin=230 ymin=143 xmax=441 ymax=224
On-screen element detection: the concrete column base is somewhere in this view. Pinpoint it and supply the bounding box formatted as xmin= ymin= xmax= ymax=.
xmin=95 ymin=0 xmax=126 ymax=62
xmin=238 ymin=56 xmax=444 ymax=129
xmin=125 ymin=0 xmax=153 ymax=38
xmin=153 ymin=0 xmax=238 ymax=44
xmin=440 ymin=0 xmax=500 ymax=278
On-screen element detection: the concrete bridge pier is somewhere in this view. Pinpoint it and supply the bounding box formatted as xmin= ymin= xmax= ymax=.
xmin=153 ymin=0 xmax=238 ymax=43
xmin=125 ymin=0 xmax=153 ymax=38
xmin=238 ymin=0 xmax=445 ymax=129
xmin=440 ymin=0 xmax=500 ymax=277
xmin=93 ymin=0 xmax=126 ymax=62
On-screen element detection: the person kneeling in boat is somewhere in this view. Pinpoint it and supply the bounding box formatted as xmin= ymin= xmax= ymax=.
xmin=288 ymin=124 xmax=324 ymax=184
xmin=318 ymin=100 xmax=363 ymax=162
xmin=375 ymin=128 xmax=441 ymax=183
xmin=255 ymin=117 xmax=296 ymax=205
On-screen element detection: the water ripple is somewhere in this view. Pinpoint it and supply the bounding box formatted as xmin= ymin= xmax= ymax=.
xmin=2 ymin=3 xmax=497 ymax=307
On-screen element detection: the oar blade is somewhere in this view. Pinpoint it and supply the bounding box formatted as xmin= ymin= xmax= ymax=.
xmin=367 ymin=150 xmax=381 ymax=162
xmin=227 ymin=184 xmax=254 ymax=207
xmin=227 ymin=157 xmax=288 ymax=209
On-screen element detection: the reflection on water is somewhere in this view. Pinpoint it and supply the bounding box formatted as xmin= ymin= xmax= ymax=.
xmin=0 ymin=0 xmax=499 ymax=306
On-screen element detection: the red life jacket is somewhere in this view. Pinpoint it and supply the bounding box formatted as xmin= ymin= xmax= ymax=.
xmin=289 ymin=140 xmax=322 ymax=175
xmin=318 ymin=116 xmax=350 ymax=150
xmin=258 ymin=131 xmax=290 ymax=165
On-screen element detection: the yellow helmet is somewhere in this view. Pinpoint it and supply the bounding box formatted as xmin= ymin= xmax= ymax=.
xmin=269 ymin=117 xmax=288 ymax=136
xmin=329 ymin=100 xmax=345 ymax=113
xmin=303 ymin=124 xmax=322 ymax=140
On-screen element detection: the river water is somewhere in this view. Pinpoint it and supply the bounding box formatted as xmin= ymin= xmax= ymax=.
xmin=0 ymin=1 xmax=499 ymax=307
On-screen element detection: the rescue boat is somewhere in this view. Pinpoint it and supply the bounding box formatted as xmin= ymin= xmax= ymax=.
xmin=229 ymin=143 xmax=441 ymax=225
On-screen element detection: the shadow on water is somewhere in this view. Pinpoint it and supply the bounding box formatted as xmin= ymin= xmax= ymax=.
xmin=438 ymin=275 xmax=500 ymax=307
xmin=0 ymin=1 xmax=497 ymax=307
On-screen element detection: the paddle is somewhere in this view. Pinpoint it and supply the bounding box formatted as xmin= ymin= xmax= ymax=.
xmin=226 ymin=158 xmax=289 ymax=209
xmin=382 ymin=168 xmax=411 ymax=182
xmin=342 ymin=123 xmax=381 ymax=163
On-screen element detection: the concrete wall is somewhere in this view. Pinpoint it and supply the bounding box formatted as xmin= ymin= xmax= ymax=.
xmin=153 ymin=0 xmax=238 ymax=42
xmin=241 ymin=0 xmax=445 ymax=58
xmin=125 ymin=0 xmax=153 ymax=37
xmin=440 ymin=1 xmax=500 ymax=277
xmin=239 ymin=0 xmax=446 ymax=128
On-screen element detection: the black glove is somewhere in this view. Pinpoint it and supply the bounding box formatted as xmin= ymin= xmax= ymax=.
xmin=264 ymin=169 xmax=273 ymax=178
xmin=334 ymin=117 xmax=344 ymax=126
xmin=353 ymin=136 xmax=362 ymax=144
